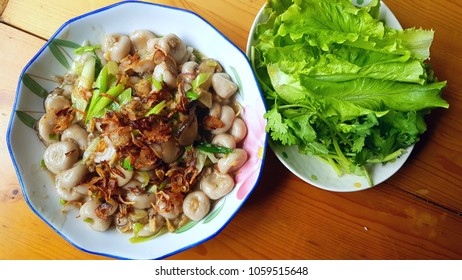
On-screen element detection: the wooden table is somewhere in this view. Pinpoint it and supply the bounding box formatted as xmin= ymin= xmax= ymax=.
xmin=1 ymin=0 xmax=461 ymax=260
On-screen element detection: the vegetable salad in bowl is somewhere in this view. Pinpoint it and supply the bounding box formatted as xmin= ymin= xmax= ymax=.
xmin=247 ymin=0 xmax=448 ymax=191
xmin=8 ymin=1 xmax=267 ymax=259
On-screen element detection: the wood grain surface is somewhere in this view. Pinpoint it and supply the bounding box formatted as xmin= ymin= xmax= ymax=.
xmin=1 ymin=0 xmax=461 ymax=260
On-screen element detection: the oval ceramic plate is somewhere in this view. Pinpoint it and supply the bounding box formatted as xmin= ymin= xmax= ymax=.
xmin=246 ymin=0 xmax=413 ymax=192
xmin=7 ymin=1 xmax=267 ymax=259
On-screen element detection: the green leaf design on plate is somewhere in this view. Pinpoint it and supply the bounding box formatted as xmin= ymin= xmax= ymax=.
xmin=48 ymin=39 xmax=80 ymax=69
xmin=203 ymin=199 xmax=226 ymax=224
xmin=175 ymin=220 xmax=199 ymax=234
xmin=22 ymin=73 xmax=48 ymax=99
xmin=48 ymin=41 xmax=71 ymax=69
xmin=51 ymin=38 xmax=81 ymax=49
xmin=229 ymin=66 xmax=243 ymax=98
xmin=16 ymin=111 xmax=37 ymax=129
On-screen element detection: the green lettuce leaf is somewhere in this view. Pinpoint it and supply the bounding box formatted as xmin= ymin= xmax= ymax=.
xmin=251 ymin=0 xmax=449 ymax=184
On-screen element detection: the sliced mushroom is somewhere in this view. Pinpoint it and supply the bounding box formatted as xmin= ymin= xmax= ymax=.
xmin=129 ymin=29 xmax=157 ymax=54
xmin=55 ymin=186 xmax=84 ymax=202
xmin=198 ymin=58 xmax=222 ymax=75
xmin=217 ymin=148 xmax=248 ymax=174
xmin=211 ymin=104 xmax=235 ymax=135
xmin=152 ymin=138 xmax=183 ymax=164
xmin=177 ymin=116 xmax=198 ymax=146
xmin=43 ymin=140 xmax=80 ymax=174
xmin=175 ymin=106 xmax=198 ymax=146
xmin=211 ymin=133 xmax=236 ymax=150
xmin=180 ymin=61 xmax=198 ymax=75
xmin=212 ymin=73 xmax=238 ymax=99
xmin=55 ymin=163 xmax=88 ymax=189
xmin=229 ymin=117 xmax=247 ymax=143
xmin=112 ymin=165 xmax=134 ymax=187
xmin=156 ymin=33 xmax=188 ymax=64
xmin=44 ymin=91 xmax=71 ymax=113
xmin=93 ymin=137 xmax=117 ymax=164
xmin=37 ymin=112 xmax=58 ymax=146
xmin=156 ymin=191 xmax=184 ymax=220
xmin=102 ymin=34 xmax=131 ymax=62
xmin=126 ymin=192 xmax=156 ymax=210
xmin=61 ymin=123 xmax=89 ymax=153
xmin=200 ymin=170 xmax=235 ymax=200
xmin=79 ymin=199 xmax=112 ymax=232
xmin=153 ymin=61 xmax=177 ymax=89
xmin=183 ymin=190 xmax=211 ymax=221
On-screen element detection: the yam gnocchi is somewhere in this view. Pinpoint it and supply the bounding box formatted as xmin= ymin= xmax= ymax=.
xmin=37 ymin=30 xmax=249 ymax=239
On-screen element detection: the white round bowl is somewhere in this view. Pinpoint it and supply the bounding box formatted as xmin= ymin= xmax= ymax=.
xmin=246 ymin=0 xmax=413 ymax=192
xmin=7 ymin=1 xmax=267 ymax=259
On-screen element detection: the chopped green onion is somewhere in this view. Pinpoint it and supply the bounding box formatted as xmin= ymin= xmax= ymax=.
xmin=195 ymin=151 xmax=207 ymax=173
xmin=133 ymin=222 xmax=144 ymax=236
xmin=48 ymin=133 xmax=59 ymax=141
xmin=192 ymin=73 xmax=211 ymax=90
xmin=90 ymin=108 xmax=108 ymax=118
xmin=87 ymin=88 xmax=101 ymax=121
xmin=159 ymin=180 xmax=167 ymax=191
xmin=92 ymin=52 xmax=103 ymax=80
xmin=146 ymin=180 xmax=167 ymax=193
xmin=87 ymin=61 xmax=120 ymax=121
xmin=199 ymin=150 xmax=219 ymax=164
xmin=146 ymin=76 xmax=163 ymax=92
xmin=110 ymin=88 xmax=132 ymax=112
xmin=74 ymin=45 xmax=103 ymax=78
xmin=72 ymin=56 xmax=96 ymax=121
xmin=59 ymin=198 xmax=67 ymax=205
xmin=106 ymin=60 xmax=119 ymax=76
xmin=83 ymin=217 xmax=94 ymax=223
xmin=205 ymin=60 xmax=218 ymax=67
xmin=130 ymin=209 xmax=148 ymax=220
xmin=74 ymin=45 xmax=101 ymax=55
xmin=71 ymin=89 xmax=89 ymax=122
xmin=186 ymin=91 xmax=199 ymax=101
xmin=195 ymin=143 xmax=234 ymax=154
xmin=147 ymin=77 xmax=163 ymax=92
xmin=78 ymin=56 xmax=96 ymax=89
xmin=96 ymin=63 xmax=109 ymax=93
xmin=192 ymin=49 xmax=206 ymax=61
xmin=152 ymin=79 xmax=162 ymax=91
xmin=145 ymin=100 xmax=167 ymax=117
xmin=122 ymin=157 xmax=133 ymax=171
xmin=87 ymin=83 xmax=126 ymax=120
xmin=128 ymin=235 xmax=155 ymax=244
xmin=136 ymin=171 xmax=150 ymax=188
xmin=146 ymin=184 xmax=156 ymax=193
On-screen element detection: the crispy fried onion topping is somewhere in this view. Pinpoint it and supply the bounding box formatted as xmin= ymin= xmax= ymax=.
xmin=53 ymin=107 xmax=75 ymax=134
xmin=202 ymin=115 xmax=224 ymax=130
